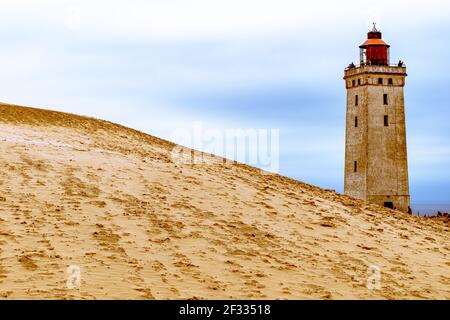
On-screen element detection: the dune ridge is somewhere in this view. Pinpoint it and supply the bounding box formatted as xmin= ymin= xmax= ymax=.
xmin=0 ymin=103 xmax=448 ymax=299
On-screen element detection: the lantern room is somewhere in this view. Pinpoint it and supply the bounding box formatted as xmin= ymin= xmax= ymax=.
xmin=359 ymin=24 xmax=390 ymax=66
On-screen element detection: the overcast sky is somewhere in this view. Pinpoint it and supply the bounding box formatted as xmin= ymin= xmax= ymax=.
xmin=0 ymin=0 xmax=449 ymax=204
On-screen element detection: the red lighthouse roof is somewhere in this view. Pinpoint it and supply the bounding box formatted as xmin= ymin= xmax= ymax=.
xmin=360 ymin=38 xmax=389 ymax=47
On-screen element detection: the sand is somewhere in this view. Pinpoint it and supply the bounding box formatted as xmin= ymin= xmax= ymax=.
xmin=0 ymin=103 xmax=448 ymax=299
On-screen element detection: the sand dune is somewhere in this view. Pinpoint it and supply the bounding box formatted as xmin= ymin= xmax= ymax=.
xmin=0 ymin=103 xmax=448 ymax=299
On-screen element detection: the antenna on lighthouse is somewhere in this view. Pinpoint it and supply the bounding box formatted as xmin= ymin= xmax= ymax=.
xmin=372 ymin=22 xmax=378 ymax=32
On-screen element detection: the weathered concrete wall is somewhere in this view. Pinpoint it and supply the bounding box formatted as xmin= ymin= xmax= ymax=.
xmin=344 ymin=81 xmax=368 ymax=200
xmin=343 ymin=65 xmax=410 ymax=212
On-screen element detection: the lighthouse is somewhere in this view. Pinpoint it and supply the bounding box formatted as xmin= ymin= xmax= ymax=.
xmin=343 ymin=24 xmax=410 ymax=212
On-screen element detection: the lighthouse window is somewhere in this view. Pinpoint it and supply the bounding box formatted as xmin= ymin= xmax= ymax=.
xmin=352 ymin=80 xmax=356 ymax=87
xmin=355 ymin=116 xmax=358 ymax=127
xmin=354 ymin=161 xmax=357 ymax=173
xmin=378 ymin=78 xmax=383 ymax=85
xmin=388 ymin=78 xmax=393 ymax=85
xmin=384 ymin=115 xmax=389 ymax=126
xmin=383 ymin=94 xmax=388 ymax=105
xmin=355 ymin=95 xmax=358 ymax=106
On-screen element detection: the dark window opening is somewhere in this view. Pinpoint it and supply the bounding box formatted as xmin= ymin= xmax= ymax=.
xmin=355 ymin=95 xmax=358 ymax=106
xmin=378 ymin=78 xmax=383 ymax=85
xmin=388 ymin=78 xmax=393 ymax=85
xmin=384 ymin=115 xmax=389 ymax=126
xmin=383 ymin=94 xmax=388 ymax=105
xmin=355 ymin=116 xmax=358 ymax=127
xmin=384 ymin=202 xmax=394 ymax=209
xmin=354 ymin=161 xmax=357 ymax=173
xmin=352 ymin=80 xmax=355 ymax=87
xmin=358 ymin=79 xmax=361 ymax=85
